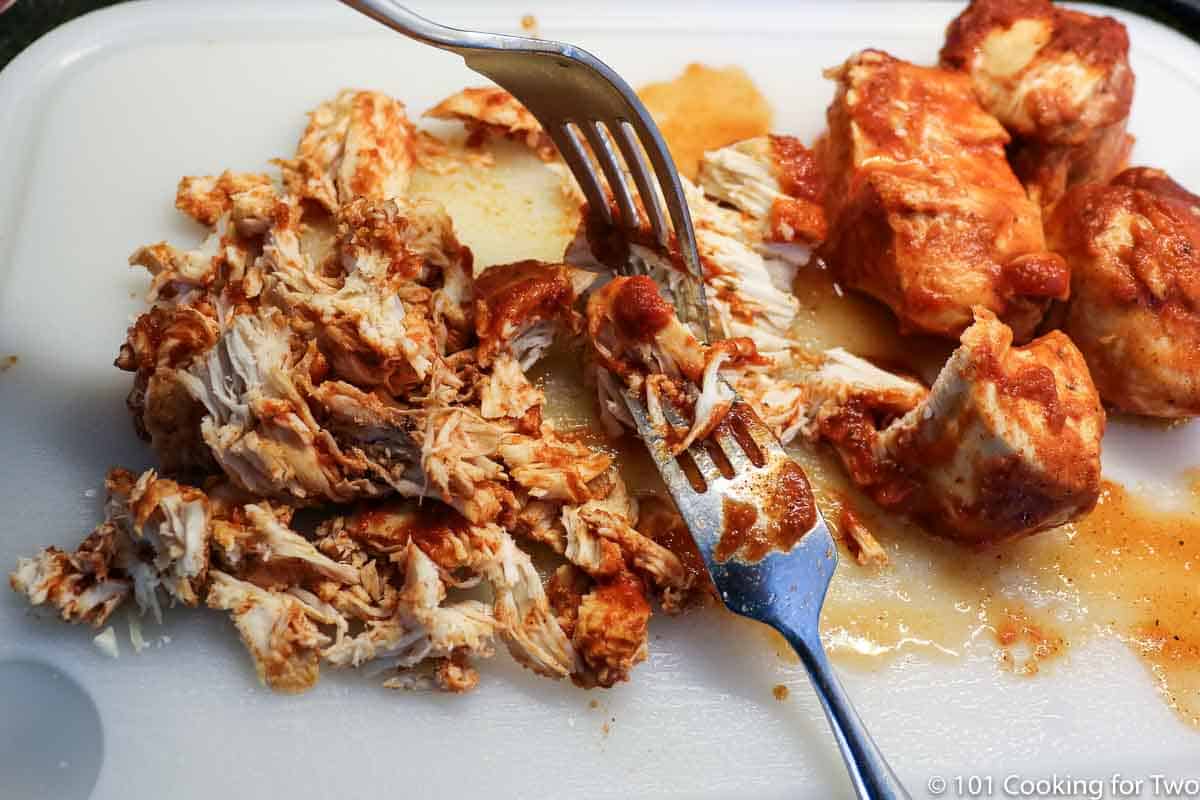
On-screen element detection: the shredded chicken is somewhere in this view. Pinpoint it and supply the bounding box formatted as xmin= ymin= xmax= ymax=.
xmin=10 ymin=536 xmax=130 ymax=627
xmin=837 ymin=506 xmax=889 ymax=566
xmin=207 ymin=570 xmax=332 ymax=692
xmin=499 ymin=429 xmax=612 ymax=503
xmin=474 ymin=261 xmax=585 ymax=368
xmin=587 ymin=274 xmax=765 ymax=452
xmin=277 ymin=89 xmax=416 ymax=212
xmin=10 ymin=467 xmax=215 ymax=626
xmin=698 ymin=135 xmax=826 ymax=247
xmin=426 ymin=87 xmax=556 ymax=161
xmin=734 ymin=348 xmax=928 ymax=445
xmin=176 ymin=171 xmax=275 ymax=228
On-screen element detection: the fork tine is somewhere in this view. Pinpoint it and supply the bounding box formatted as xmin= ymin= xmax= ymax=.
xmin=733 ymin=398 xmax=788 ymax=456
xmin=687 ymin=443 xmax=721 ymax=483
xmin=712 ymin=425 xmax=757 ymax=474
xmin=582 ymin=121 xmax=641 ymax=231
xmin=546 ymin=123 xmax=611 ymax=226
xmin=611 ymin=121 xmax=668 ymax=247
xmin=622 ymin=390 xmax=693 ymax=492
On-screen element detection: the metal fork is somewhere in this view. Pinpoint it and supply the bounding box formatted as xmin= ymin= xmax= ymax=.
xmin=339 ymin=3 xmax=909 ymax=797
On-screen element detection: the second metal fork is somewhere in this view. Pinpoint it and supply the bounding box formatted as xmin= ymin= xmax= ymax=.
xmin=340 ymin=3 xmax=910 ymax=797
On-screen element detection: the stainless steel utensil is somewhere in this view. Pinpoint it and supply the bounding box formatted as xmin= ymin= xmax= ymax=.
xmin=339 ymin=3 xmax=911 ymax=797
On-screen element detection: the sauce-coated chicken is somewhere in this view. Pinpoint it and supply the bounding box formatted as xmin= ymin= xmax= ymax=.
xmin=817 ymin=50 xmax=1068 ymax=341
xmin=1046 ymin=168 xmax=1200 ymax=417
xmin=941 ymin=0 xmax=1134 ymax=209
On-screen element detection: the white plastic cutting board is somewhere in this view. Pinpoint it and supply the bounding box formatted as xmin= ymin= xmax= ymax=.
xmin=2 ymin=2 xmax=1200 ymax=798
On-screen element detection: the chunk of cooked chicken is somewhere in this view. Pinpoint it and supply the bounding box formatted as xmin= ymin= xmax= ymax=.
xmin=1046 ymin=168 xmax=1200 ymax=417
xmin=498 ymin=428 xmax=613 ymax=503
xmin=176 ymin=171 xmax=274 ymax=229
xmin=11 ymin=467 xmax=218 ymax=625
xmin=1008 ymin=121 xmax=1132 ymax=213
xmin=587 ymin=274 xmax=763 ymax=451
xmin=941 ymin=0 xmax=1133 ymax=209
xmin=179 ymin=309 xmax=388 ymax=504
xmin=118 ymin=467 xmax=213 ymax=612
xmin=207 ymin=570 xmax=332 ymax=693
xmin=868 ymin=310 xmax=1104 ymax=542
xmin=278 ymin=89 xmax=416 ymax=212
xmin=115 ymin=304 xmax=219 ymax=471
xmin=571 ymin=569 xmax=652 ymax=688
xmin=698 ymin=135 xmax=826 ymax=246
xmin=426 ymin=87 xmax=555 ymax=161
xmin=9 ymin=527 xmax=130 ymax=627
xmin=733 ymin=347 xmax=928 ymax=446
xmin=817 ymin=49 xmax=1069 ymax=341
xmin=474 ymin=261 xmax=585 ymax=368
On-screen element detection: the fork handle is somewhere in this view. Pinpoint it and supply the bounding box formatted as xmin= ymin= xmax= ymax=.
xmin=779 ymin=624 xmax=911 ymax=800
xmin=338 ymin=0 xmax=546 ymax=54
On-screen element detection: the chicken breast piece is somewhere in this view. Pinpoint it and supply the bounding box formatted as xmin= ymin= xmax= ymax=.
xmin=571 ymin=569 xmax=652 ymax=689
xmin=426 ymin=87 xmax=555 ymax=161
xmin=9 ymin=527 xmax=130 ymax=628
xmin=278 ymin=89 xmax=416 ymax=212
xmin=11 ymin=467 xmax=219 ymax=625
xmin=176 ymin=171 xmax=274 ymax=229
xmin=115 ymin=305 xmax=220 ymax=472
xmin=1046 ymin=168 xmax=1200 ymax=417
xmin=207 ymin=571 xmax=332 ymax=693
xmin=871 ymin=310 xmax=1104 ymax=542
xmin=473 ymin=260 xmax=585 ymax=368
xmin=941 ymin=0 xmax=1134 ymax=209
xmin=817 ymin=49 xmax=1069 ymax=341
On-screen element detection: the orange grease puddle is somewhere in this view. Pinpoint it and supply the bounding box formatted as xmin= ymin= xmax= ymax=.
xmin=804 ymin=421 xmax=1200 ymax=728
